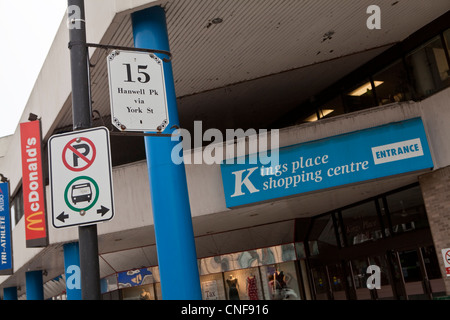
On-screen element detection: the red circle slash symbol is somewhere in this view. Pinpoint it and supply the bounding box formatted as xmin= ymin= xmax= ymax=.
xmin=62 ymin=137 xmax=97 ymax=172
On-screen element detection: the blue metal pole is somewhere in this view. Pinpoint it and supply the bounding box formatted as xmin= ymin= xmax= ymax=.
xmin=25 ymin=270 xmax=44 ymax=300
xmin=64 ymin=242 xmax=82 ymax=300
xmin=131 ymin=6 xmax=202 ymax=300
xmin=3 ymin=287 xmax=18 ymax=300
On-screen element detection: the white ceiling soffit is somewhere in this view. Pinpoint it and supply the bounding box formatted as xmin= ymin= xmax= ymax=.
xmin=55 ymin=0 xmax=450 ymax=130
xmin=164 ymin=0 xmax=449 ymax=96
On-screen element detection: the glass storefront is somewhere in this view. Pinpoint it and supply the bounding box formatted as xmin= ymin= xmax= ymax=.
xmin=101 ymin=244 xmax=303 ymax=300
xmin=203 ymin=262 xmax=303 ymax=301
xmin=306 ymin=184 xmax=446 ymax=300
xmin=199 ymin=244 xmax=302 ymax=300
xmin=197 ymin=261 xmax=303 ymax=301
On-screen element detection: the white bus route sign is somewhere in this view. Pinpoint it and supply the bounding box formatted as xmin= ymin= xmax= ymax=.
xmin=48 ymin=127 xmax=114 ymax=228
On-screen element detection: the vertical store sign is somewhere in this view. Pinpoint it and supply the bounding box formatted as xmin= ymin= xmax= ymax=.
xmin=0 ymin=182 xmax=13 ymax=274
xmin=20 ymin=121 xmax=48 ymax=247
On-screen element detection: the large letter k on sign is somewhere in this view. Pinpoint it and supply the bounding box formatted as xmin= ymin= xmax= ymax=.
xmin=230 ymin=167 xmax=260 ymax=197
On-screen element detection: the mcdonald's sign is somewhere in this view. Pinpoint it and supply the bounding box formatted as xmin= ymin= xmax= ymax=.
xmin=20 ymin=120 xmax=48 ymax=247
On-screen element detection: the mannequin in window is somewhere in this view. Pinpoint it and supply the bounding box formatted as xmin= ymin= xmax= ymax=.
xmin=268 ymin=269 xmax=298 ymax=300
xmin=139 ymin=288 xmax=151 ymax=300
xmin=268 ymin=270 xmax=287 ymax=300
xmin=275 ymin=270 xmax=287 ymax=289
xmin=226 ymin=274 xmax=240 ymax=300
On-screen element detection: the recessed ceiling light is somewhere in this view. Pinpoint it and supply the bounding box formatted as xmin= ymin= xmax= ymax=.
xmin=348 ymin=81 xmax=383 ymax=96
xmin=305 ymin=109 xmax=335 ymax=122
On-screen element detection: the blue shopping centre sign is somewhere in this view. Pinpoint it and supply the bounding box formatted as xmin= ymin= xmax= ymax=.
xmin=0 ymin=182 xmax=13 ymax=274
xmin=221 ymin=118 xmax=434 ymax=208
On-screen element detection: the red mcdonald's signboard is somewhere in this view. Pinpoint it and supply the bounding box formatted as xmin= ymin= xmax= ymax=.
xmin=20 ymin=120 xmax=48 ymax=247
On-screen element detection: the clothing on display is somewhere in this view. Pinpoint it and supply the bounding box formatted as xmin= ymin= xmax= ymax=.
xmin=246 ymin=276 xmax=259 ymax=300
xmin=276 ymin=271 xmax=287 ymax=288
xmin=226 ymin=275 xmax=240 ymax=300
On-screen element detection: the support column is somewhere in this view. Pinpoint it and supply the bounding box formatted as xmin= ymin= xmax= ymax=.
xmin=64 ymin=242 xmax=82 ymax=300
xmin=131 ymin=6 xmax=201 ymax=300
xmin=25 ymin=270 xmax=44 ymax=300
xmin=3 ymin=287 xmax=18 ymax=300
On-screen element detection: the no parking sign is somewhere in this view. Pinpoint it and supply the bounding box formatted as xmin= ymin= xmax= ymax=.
xmin=442 ymin=248 xmax=450 ymax=277
xmin=48 ymin=127 xmax=114 ymax=228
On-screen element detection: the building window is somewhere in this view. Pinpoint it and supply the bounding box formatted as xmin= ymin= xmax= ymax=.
xmin=372 ymin=59 xmax=412 ymax=106
xmin=310 ymin=266 xmax=331 ymax=300
xmin=398 ymin=250 xmax=422 ymax=283
xmin=292 ymin=99 xmax=320 ymax=125
xmin=421 ymin=246 xmax=442 ymax=280
xmin=385 ymin=185 xmax=428 ymax=235
xmin=340 ymin=200 xmax=382 ymax=246
xmin=343 ymin=78 xmax=377 ymax=113
xmin=10 ymin=187 xmax=24 ymax=227
xmin=306 ymin=184 xmax=430 ymax=252
xmin=286 ymin=27 xmax=450 ymax=127
xmin=444 ymin=28 xmax=450 ymax=54
xmin=308 ymin=214 xmax=340 ymax=256
xmin=405 ymin=35 xmax=450 ymax=99
xmin=315 ymin=94 xmax=346 ymax=121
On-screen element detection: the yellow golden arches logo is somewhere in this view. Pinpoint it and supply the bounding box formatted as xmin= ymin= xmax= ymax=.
xmin=26 ymin=211 xmax=45 ymax=231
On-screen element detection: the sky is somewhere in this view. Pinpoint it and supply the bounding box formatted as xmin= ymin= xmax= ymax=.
xmin=0 ymin=0 xmax=67 ymax=138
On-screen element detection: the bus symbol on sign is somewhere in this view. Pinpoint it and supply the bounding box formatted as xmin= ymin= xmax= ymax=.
xmin=48 ymin=127 xmax=114 ymax=228
xmin=71 ymin=183 xmax=92 ymax=204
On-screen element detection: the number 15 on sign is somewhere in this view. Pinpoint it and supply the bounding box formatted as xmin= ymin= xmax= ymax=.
xmin=107 ymin=50 xmax=169 ymax=132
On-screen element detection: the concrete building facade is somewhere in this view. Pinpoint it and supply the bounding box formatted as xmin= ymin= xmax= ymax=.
xmin=0 ymin=0 xmax=450 ymax=300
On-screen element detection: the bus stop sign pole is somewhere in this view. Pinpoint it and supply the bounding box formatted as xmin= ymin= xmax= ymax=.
xmin=67 ymin=0 xmax=101 ymax=300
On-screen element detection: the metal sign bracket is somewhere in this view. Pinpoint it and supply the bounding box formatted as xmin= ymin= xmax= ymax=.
xmin=68 ymin=41 xmax=172 ymax=62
